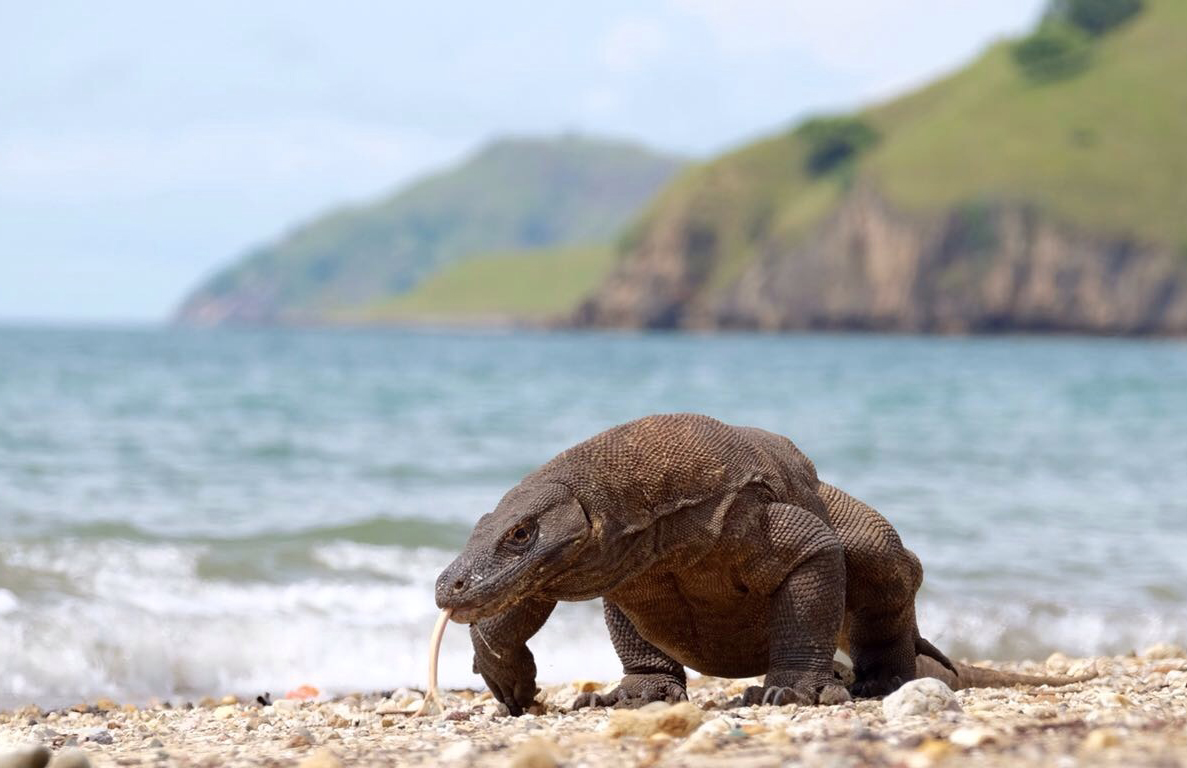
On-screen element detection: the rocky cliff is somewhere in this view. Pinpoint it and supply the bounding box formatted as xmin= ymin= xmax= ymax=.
xmin=577 ymin=186 xmax=1187 ymax=334
xmin=576 ymin=0 xmax=1187 ymax=335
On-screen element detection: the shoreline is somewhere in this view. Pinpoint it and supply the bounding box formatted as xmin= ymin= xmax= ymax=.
xmin=2 ymin=648 xmax=1185 ymax=767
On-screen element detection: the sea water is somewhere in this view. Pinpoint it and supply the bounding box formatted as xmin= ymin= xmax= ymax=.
xmin=1 ymin=326 xmax=1185 ymax=708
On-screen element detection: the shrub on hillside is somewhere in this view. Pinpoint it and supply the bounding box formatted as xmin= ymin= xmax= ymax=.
xmin=1012 ymin=22 xmax=1092 ymax=82
xmin=796 ymin=116 xmax=879 ymax=175
xmin=1047 ymin=0 xmax=1144 ymax=36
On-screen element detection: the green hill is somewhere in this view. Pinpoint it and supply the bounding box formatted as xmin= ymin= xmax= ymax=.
xmin=579 ymin=0 xmax=1187 ymax=334
xmin=350 ymin=245 xmax=615 ymax=325
xmin=175 ymin=135 xmax=683 ymax=326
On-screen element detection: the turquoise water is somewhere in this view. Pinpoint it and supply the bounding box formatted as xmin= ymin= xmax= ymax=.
xmin=1 ymin=326 xmax=1185 ymax=707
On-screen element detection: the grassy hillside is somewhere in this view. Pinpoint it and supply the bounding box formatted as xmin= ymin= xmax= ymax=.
xmin=593 ymin=0 xmax=1187 ymax=313
xmin=866 ymin=0 xmax=1187 ymax=245
xmin=350 ymin=245 xmax=615 ymax=323
xmin=175 ymin=135 xmax=683 ymax=325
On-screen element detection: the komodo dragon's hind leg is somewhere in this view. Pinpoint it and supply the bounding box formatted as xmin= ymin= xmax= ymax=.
xmin=818 ymin=483 xmax=944 ymax=697
xmin=571 ymin=600 xmax=688 ymax=709
xmin=741 ymin=503 xmax=851 ymax=707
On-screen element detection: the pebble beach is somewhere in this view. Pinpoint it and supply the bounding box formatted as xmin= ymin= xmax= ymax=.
xmin=2 ymin=647 xmax=1185 ymax=768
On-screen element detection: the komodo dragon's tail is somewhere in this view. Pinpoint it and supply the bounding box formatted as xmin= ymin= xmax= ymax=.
xmin=915 ymin=653 xmax=1097 ymax=691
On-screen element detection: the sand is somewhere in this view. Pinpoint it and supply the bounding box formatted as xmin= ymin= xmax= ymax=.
xmin=2 ymin=647 xmax=1185 ymax=767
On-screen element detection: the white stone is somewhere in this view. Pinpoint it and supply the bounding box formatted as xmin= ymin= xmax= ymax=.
xmin=882 ymin=678 xmax=962 ymax=721
xmin=949 ymin=726 xmax=997 ymax=747
xmin=439 ymin=741 xmax=474 ymax=763
xmin=677 ymin=717 xmax=734 ymax=753
xmin=374 ymin=699 xmax=403 ymax=715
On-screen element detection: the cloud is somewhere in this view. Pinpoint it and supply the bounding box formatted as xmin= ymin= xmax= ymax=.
xmin=600 ymin=16 xmax=669 ymax=74
xmin=670 ymin=0 xmax=1042 ymax=97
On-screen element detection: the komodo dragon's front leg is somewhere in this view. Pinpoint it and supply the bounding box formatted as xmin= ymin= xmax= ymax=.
xmin=741 ymin=502 xmax=852 ymax=706
xmin=469 ymin=597 xmax=555 ymax=716
xmin=572 ymin=600 xmax=688 ymax=709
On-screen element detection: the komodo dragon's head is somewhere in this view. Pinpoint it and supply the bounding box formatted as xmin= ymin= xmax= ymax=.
xmin=434 ymin=481 xmax=591 ymax=622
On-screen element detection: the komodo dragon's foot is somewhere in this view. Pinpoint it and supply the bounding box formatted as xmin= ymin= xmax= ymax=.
xmin=740 ymin=671 xmax=851 ymax=707
xmin=571 ymin=673 xmax=688 ymax=709
xmin=848 ymin=634 xmax=931 ymax=698
xmin=850 ymin=673 xmax=906 ymax=698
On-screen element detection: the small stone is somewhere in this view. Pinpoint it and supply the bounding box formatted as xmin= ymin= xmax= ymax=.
xmin=212 ymin=705 xmax=238 ymax=720
xmin=94 ymin=699 xmax=118 ymax=712
xmin=882 ymin=678 xmax=962 ymax=721
xmin=287 ymin=727 xmax=317 ymax=748
xmin=380 ymin=716 xmax=395 ymax=728
xmin=1045 ymin=652 xmax=1070 ymax=673
xmin=439 ymin=741 xmax=474 ymax=763
xmin=606 ymin=701 xmax=705 ymax=738
xmin=296 ymin=748 xmax=342 ymax=768
xmin=1083 ymin=728 xmax=1121 ymax=750
xmin=906 ymin=738 xmax=954 ymax=768
xmin=374 ymin=699 xmax=402 ymax=715
xmin=574 ymin=681 xmax=603 ymax=693
xmin=46 ymin=750 xmax=91 ymax=768
xmin=0 ymin=745 xmax=52 ymax=768
xmin=1143 ymin=643 xmax=1186 ymax=660
xmin=219 ymin=695 xmax=238 ymax=706
xmin=85 ymin=730 xmax=114 ymax=745
xmin=273 ymin=699 xmax=301 ymax=712
xmin=677 ymin=717 xmax=733 ymax=753
xmin=948 ymin=726 xmax=997 ymax=748
xmin=507 ymin=737 xmax=561 ymax=768
xmin=147 ymin=738 xmax=164 ymax=748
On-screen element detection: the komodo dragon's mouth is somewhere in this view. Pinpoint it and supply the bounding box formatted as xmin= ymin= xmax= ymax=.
xmin=435 ymin=531 xmax=588 ymax=623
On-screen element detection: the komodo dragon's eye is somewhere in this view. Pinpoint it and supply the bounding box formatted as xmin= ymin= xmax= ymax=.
xmin=504 ymin=520 xmax=536 ymax=548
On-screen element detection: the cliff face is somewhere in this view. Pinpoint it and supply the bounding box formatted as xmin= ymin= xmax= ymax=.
xmin=577 ymin=186 xmax=1187 ymax=334
xmin=576 ymin=0 xmax=1187 ymax=336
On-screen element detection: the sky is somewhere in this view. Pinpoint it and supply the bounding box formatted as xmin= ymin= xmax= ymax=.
xmin=0 ymin=0 xmax=1044 ymax=323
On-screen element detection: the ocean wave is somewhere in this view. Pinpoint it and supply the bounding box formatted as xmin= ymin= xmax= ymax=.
xmin=5 ymin=515 xmax=470 ymax=550
xmin=3 ymin=535 xmax=1187 ymax=709
xmin=0 ymin=588 xmax=17 ymax=616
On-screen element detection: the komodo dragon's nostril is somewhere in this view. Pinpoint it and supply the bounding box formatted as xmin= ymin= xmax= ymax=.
xmin=452 ymin=578 xmax=466 ymax=592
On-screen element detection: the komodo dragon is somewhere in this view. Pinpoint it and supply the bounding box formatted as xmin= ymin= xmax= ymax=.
xmin=435 ymin=413 xmax=1090 ymax=715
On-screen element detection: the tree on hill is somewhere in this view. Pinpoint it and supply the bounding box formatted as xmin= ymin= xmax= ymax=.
xmin=1047 ymin=0 xmax=1144 ymax=36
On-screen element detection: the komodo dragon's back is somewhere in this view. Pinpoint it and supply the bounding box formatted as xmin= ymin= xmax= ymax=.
xmin=531 ymin=413 xmax=823 ymax=531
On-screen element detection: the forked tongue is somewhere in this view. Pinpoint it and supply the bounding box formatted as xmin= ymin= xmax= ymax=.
xmin=412 ymin=608 xmax=452 ymax=716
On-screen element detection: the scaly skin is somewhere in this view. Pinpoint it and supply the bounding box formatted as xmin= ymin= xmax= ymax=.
xmin=435 ymin=414 xmax=1087 ymax=715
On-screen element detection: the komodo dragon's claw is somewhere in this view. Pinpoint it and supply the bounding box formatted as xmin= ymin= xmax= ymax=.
xmin=571 ymin=673 xmax=688 ymax=710
xmin=739 ymin=672 xmax=852 ymax=707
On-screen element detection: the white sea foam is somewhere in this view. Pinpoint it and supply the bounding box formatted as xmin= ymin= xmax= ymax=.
xmin=0 ymin=539 xmax=619 ymax=708
xmin=2 ymin=535 xmax=1186 ymax=709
